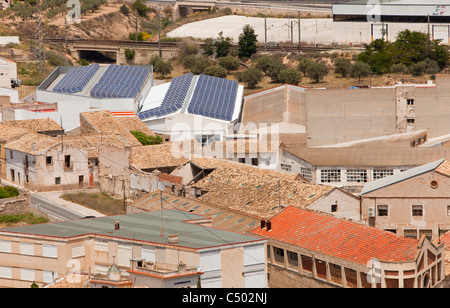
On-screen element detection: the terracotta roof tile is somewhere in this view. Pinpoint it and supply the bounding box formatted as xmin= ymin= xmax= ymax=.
xmin=252 ymin=207 xmax=420 ymax=265
xmin=2 ymin=118 xmax=62 ymax=132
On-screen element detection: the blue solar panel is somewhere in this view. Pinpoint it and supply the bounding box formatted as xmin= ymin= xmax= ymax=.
xmin=53 ymin=64 xmax=100 ymax=94
xmin=187 ymin=74 xmax=238 ymax=121
xmin=90 ymin=65 xmax=150 ymax=99
xmin=138 ymin=73 xmax=194 ymax=120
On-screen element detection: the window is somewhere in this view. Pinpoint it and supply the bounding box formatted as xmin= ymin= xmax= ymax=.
xmin=447 ymin=205 xmax=450 ymax=216
xmin=55 ymin=177 xmax=61 ymax=185
xmin=373 ymin=169 xmax=393 ymax=180
xmin=407 ymin=99 xmax=415 ymax=105
xmin=419 ymin=229 xmax=432 ymax=240
xmin=407 ymin=118 xmax=415 ymax=124
xmin=274 ymin=247 xmax=284 ymax=263
xmin=64 ymin=155 xmax=71 ymax=168
xmin=320 ymin=169 xmax=341 ymax=183
xmin=46 ymin=156 xmax=52 ymax=165
xmin=287 ymin=251 xmax=298 ymax=267
xmin=281 ymin=164 xmax=292 ymax=172
xmin=378 ymin=205 xmax=388 ymax=216
xmin=9 ymin=151 xmax=13 ymax=159
xmin=331 ymin=204 xmax=338 ymax=212
xmin=404 ymin=229 xmax=418 ymax=239
xmin=412 ymin=205 xmax=423 ymax=217
xmin=347 ymin=169 xmax=368 ymax=183
xmin=301 ymin=255 xmax=313 ymax=272
xmin=300 ymin=167 xmax=312 ymax=181
xmin=43 ymin=244 xmax=57 ymax=258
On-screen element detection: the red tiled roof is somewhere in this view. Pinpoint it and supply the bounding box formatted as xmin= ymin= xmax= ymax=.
xmin=251 ymin=207 xmax=420 ymax=265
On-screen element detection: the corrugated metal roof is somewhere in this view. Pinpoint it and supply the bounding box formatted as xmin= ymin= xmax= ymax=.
xmin=361 ymin=159 xmax=445 ymax=195
xmin=0 ymin=210 xmax=264 ymax=249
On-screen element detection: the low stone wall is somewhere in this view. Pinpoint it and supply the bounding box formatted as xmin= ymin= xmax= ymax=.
xmin=0 ymin=189 xmax=31 ymax=216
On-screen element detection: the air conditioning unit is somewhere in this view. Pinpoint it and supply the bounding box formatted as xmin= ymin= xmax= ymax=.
xmin=368 ymin=207 xmax=376 ymax=217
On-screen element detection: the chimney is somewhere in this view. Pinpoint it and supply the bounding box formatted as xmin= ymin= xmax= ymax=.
xmin=168 ymin=234 xmax=179 ymax=244
xmin=266 ymin=221 xmax=272 ymax=231
xmin=260 ymin=220 xmax=266 ymax=229
xmin=114 ymin=221 xmax=120 ymax=230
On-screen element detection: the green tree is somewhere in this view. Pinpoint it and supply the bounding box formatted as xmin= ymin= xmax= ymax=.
xmin=120 ymin=4 xmax=130 ymax=15
xmin=278 ymin=69 xmax=301 ymax=85
xmin=218 ymin=56 xmax=240 ymax=74
xmin=203 ymin=65 xmax=227 ymax=78
xmin=267 ymin=60 xmax=287 ymax=83
xmin=255 ymin=56 xmax=275 ymax=75
xmin=334 ymin=58 xmax=352 ymax=78
xmin=238 ymin=24 xmax=258 ymax=59
xmin=297 ymin=58 xmax=314 ymax=76
xmin=306 ymin=62 xmax=328 ymax=83
xmin=349 ymin=61 xmax=371 ymax=81
xmin=239 ymin=68 xmax=263 ymax=89
xmin=191 ymin=58 xmax=214 ymax=75
xmin=131 ymin=0 xmax=148 ymax=17
xmin=154 ymin=60 xmax=173 ymax=78
xmin=124 ymin=49 xmax=135 ymax=61
xmin=390 ymin=63 xmax=410 ymax=75
xmin=215 ymin=32 xmax=232 ymax=58
xmin=202 ymin=38 xmax=214 ymax=56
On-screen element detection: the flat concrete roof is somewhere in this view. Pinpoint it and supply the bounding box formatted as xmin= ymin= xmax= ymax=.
xmin=0 ymin=210 xmax=265 ymax=250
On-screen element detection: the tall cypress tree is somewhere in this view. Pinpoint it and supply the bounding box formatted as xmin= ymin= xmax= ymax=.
xmin=238 ymin=25 xmax=258 ymax=59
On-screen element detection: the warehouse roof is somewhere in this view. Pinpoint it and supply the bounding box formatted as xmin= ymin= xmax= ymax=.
xmin=283 ymin=147 xmax=450 ymax=167
xmin=0 ymin=210 xmax=265 ymax=250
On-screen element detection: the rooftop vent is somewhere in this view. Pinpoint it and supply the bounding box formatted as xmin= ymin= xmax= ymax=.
xmin=168 ymin=234 xmax=179 ymax=244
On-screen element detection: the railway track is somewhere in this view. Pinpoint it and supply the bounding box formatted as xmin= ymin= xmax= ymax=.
xmin=44 ymin=38 xmax=337 ymax=52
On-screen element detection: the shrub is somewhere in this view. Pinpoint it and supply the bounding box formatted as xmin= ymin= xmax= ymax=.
xmin=240 ymin=68 xmax=263 ymax=89
xmin=124 ymin=49 xmax=136 ymax=61
xmin=203 ymin=65 xmax=227 ymax=78
xmin=278 ymin=69 xmax=301 ymax=85
xmin=131 ymin=131 xmax=163 ymax=145
xmin=0 ymin=186 xmax=19 ymax=199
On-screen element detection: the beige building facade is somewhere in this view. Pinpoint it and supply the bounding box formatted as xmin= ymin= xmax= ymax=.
xmin=0 ymin=210 xmax=266 ymax=288
xmin=241 ymin=75 xmax=450 ymax=148
xmin=361 ymin=159 xmax=450 ymax=239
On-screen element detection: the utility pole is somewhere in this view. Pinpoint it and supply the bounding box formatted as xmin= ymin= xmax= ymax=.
xmin=135 ymin=8 xmax=138 ymax=42
xmin=36 ymin=0 xmax=45 ymax=73
xmin=157 ymin=10 xmax=162 ymax=58
xmin=298 ymin=11 xmax=301 ymax=49
xmin=264 ymin=16 xmax=267 ymax=52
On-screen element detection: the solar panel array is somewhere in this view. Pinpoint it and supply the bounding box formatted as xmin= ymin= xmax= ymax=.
xmin=138 ymin=73 xmax=193 ymax=120
xmin=90 ymin=65 xmax=150 ymax=99
xmin=187 ymin=74 xmax=238 ymax=121
xmin=52 ymin=64 xmax=100 ymax=94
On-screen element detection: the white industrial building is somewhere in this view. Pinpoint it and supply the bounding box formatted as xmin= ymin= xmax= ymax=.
xmin=36 ymin=64 xmax=153 ymax=119
xmin=137 ymin=73 xmax=244 ymax=145
xmin=333 ymin=0 xmax=450 ymax=44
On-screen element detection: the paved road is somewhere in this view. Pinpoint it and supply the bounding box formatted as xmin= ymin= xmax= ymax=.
xmin=30 ymin=194 xmax=85 ymax=221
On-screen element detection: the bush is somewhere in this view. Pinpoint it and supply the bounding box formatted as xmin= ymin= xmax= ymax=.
xmin=203 ymin=65 xmax=227 ymax=78
xmin=154 ymin=60 xmax=173 ymax=78
xmin=218 ymin=56 xmax=240 ymax=74
xmin=120 ymin=4 xmax=130 ymax=15
xmin=0 ymin=186 xmax=19 ymax=199
xmin=131 ymin=131 xmax=163 ymax=145
xmin=334 ymin=58 xmax=352 ymax=77
xmin=349 ymin=61 xmax=371 ymax=81
xmin=240 ymin=68 xmax=263 ymax=89
xmin=306 ymin=62 xmax=329 ymax=83
xmin=267 ymin=60 xmax=287 ymax=83
xmin=278 ymin=69 xmax=301 ymax=85
xmin=124 ymin=49 xmax=136 ymax=61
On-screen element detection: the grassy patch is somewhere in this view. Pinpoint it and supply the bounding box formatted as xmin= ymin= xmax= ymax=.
xmin=61 ymin=192 xmax=125 ymax=216
xmin=0 ymin=213 xmax=49 ymax=227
